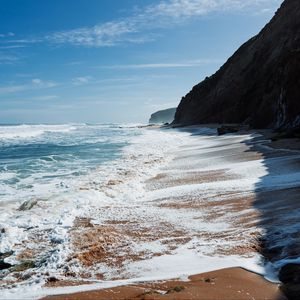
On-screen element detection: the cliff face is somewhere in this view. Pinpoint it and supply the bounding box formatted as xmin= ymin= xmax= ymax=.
xmin=149 ymin=108 xmax=176 ymax=124
xmin=174 ymin=0 xmax=300 ymax=129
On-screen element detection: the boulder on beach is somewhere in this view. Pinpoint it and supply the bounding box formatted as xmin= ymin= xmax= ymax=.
xmin=279 ymin=264 xmax=300 ymax=300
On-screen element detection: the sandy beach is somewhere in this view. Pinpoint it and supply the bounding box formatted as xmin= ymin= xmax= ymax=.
xmin=33 ymin=127 xmax=299 ymax=299
xmin=43 ymin=268 xmax=286 ymax=300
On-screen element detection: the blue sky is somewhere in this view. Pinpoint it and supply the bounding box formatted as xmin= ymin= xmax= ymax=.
xmin=0 ymin=0 xmax=282 ymax=124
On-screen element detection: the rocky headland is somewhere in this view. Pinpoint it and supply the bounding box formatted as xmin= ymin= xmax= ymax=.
xmin=149 ymin=108 xmax=176 ymax=124
xmin=174 ymin=0 xmax=300 ymax=131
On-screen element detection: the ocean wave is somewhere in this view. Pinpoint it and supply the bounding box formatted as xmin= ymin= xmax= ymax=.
xmin=0 ymin=127 xmax=192 ymax=295
xmin=0 ymin=124 xmax=77 ymax=141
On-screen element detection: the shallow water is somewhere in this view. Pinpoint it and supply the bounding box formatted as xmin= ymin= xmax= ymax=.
xmin=1 ymin=125 xmax=300 ymax=299
xmin=0 ymin=124 xmax=193 ymax=297
xmin=0 ymin=124 xmax=135 ymax=205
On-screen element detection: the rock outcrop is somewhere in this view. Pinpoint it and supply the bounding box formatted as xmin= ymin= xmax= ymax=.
xmin=149 ymin=108 xmax=176 ymax=124
xmin=279 ymin=264 xmax=300 ymax=299
xmin=174 ymin=0 xmax=300 ymax=129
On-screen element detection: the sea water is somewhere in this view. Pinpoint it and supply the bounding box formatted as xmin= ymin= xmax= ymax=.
xmin=0 ymin=123 xmax=194 ymax=298
xmin=1 ymin=124 xmax=299 ymax=299
xmin=0 ymin=124 xmax=140 ymax=206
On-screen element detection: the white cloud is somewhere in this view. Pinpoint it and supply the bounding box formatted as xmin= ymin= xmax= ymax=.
xmin=0 ymin=32 xmax=15 ymax=38
xmin=2 ymin=95 xmax=59 ymax=103
xmin=32 ymin=78 xmax=42 ymax=85
xmin=0 ymin=79 xmax=58 ymax=94
xmin=46 ymin=20 xmax=139 ymax=47
xmin=71 ymin=76 xmax=93 ymax=85
xmin=43 ymin=0 xmax=281 ymax=47
xmin=0 ymin=52 xmax=20 ymax=64
xmin=97 ymin=59 xmax=223 ymax=69
xmin=148 ymin=0 xmax=217 ymax=18
xmin=0 ymin=1 xmax=280 ymax=48
xmin=0 ymin=84 xmax=26 ymax=94
xmin=0 ymin=45 xmax=26 ymax=49
xmin=32 ymin=95 xmax=59 ymax=101
xmin=65 ymin=61 xmax=84 ymax=66
xmin=8 ymin=39 xmax=40 ymax=43
xmin=147 ymin=0 xmax=280 ymax=19
xmin=32 ymin=78 xmax=57 ymax=88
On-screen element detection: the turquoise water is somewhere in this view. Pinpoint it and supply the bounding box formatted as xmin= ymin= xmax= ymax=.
xmin=0 ymin=123 xmax=194 ymax=297
xmin=0 ymin=124 xmax=140 ymax=204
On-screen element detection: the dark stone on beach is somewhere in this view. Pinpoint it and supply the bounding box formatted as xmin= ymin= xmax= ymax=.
xmin=11 ymin=260 xmax=36 ymax=272
xmin=173 ymin=0 xmax=300 ymax=130
xmin=13 ymin=271 xmax=33 ymax=281
xmin=217 ymin=124 xmax=250 ymax=135
xmin=271 ymin=127 xmax=300 ymax=141
xmin=50 ymin=237 xmax=64 ymax=244
xmin=18 ymin=199 xmax=38 ymax=211
xmin=279 ymin=264 xmax=300 ymax=300
xmin=279 ymin=264 xmax=300 ymax=284
xmin=217 ymin=125 xmax=240 ymax=135
xmin=0 ymin=251 xmax=14 ymax=270
xmin=280 ymin=283 xmax=300 ymax=300
xmin=46 ymin=276 xmax=59 ymax=283
xmin=219 ymin=126 xmax=238 ymax=135
xmin=166 ymin=286 xmax=186 ymax=294
xmin=0 ymin=260 xmax=12 ymax=270
xmin=0 ymin=251 xmax=13 ymax=260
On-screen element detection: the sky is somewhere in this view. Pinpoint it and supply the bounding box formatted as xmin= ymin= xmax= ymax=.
xmin=0 ymin=0 xmax=283 ymax=124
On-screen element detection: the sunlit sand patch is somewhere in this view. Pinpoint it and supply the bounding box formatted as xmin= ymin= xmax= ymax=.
xmin=67 ymin=216 xmax=192 ymax=281
xmin=156 ymin=191 xmax=254 ymax=209
xmin=42 ymin=268 xmax=285 ymax=300
xmin=146 ymin=169 xmax=239 ymax=191
xmin=71 ymin=225 xmax=135 ymax=268
xmin=16 ymin=249 xmax=39 ymax=261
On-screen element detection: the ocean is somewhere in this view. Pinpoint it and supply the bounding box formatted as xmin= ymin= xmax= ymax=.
xmin=0 ymin=124 xmax=139 ymax=206
xmin=0 ymin=123 xmax=192 ymax=298
xmin=0 ymin=123 xmax=184 ymax=235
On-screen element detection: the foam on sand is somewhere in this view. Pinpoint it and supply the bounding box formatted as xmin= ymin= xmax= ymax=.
xmin=1 ymin=126 xmax=300 ymax=299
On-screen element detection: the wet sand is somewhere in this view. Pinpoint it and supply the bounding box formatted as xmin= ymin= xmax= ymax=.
xmin=43 ymin=268 xmax=286 ymax=300
xmin=39 ymin=127 xmax=300 ymax=299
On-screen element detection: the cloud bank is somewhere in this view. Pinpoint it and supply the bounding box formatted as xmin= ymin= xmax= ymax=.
xmin=4 ymin=0 xmax=280 ymax=48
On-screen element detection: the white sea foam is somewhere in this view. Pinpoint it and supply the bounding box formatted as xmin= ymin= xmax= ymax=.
xmin=0 ymin=127 xmax=193 ymax=295
xmin=0 ymin=243 xmax=269 ymax=300
xmin=1 ymin=126 xmax=299 ymax=298
xmin=0 ymin=124 xmax=77 ymax=141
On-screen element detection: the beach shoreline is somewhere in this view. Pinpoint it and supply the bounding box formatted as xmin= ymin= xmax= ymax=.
xmin=39 ymin=126 xmax=299 ymax=299
xmin=42 ymin=267 xmax=286 ymax=300
xmin=2 ymin=125 xmax=299 ymax=300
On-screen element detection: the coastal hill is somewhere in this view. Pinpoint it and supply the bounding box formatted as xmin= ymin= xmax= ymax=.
xmin=174 ymin=0 xmax=300 ymax=129
xmin=149 ymin=107 xmax=176 ymax=124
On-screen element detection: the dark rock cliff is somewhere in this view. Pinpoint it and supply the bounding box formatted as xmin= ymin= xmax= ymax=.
xmin=149 ymin=108 xmax=176 ymax=124
xmin=174 ymin=0 xmax=300 ymax=129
